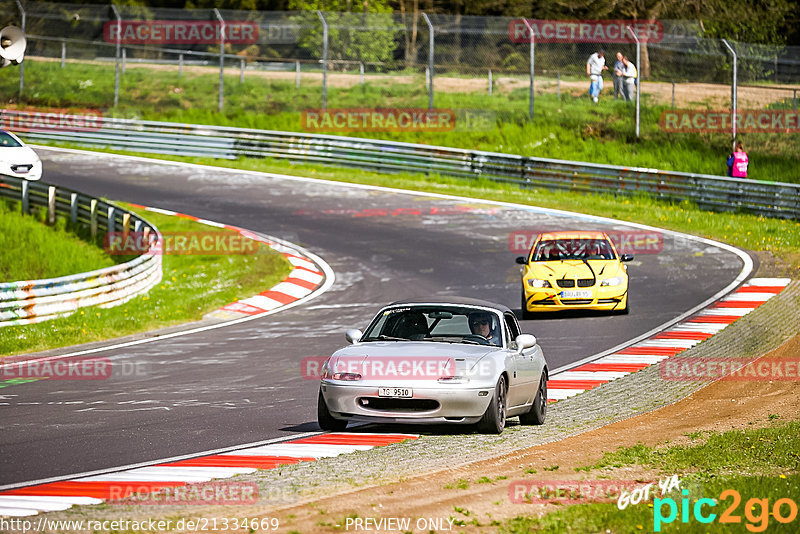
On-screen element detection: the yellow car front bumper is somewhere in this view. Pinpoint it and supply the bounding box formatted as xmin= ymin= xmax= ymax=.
xmin=523 ymin=286 xmax=628 ymax=312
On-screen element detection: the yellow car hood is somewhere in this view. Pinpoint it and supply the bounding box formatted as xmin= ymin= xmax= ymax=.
xmin=524 ymin=259 xmax=623 ymax=281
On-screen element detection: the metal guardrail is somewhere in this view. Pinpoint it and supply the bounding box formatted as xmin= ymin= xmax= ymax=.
xmin=0 ymin=174 xmax=162 ymax=327
xmin=3 ymin=110 xmax=799 ymax=219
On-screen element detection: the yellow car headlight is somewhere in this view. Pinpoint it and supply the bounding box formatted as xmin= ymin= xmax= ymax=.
xmin=600 ymin=276 xmax=624 ymax=287
xmin=527 ymin=279 xmax=552 ymax=288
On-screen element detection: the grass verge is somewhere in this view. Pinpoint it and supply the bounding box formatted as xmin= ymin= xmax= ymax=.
xmin=0 ymin=203 xmax=292 ymax=356
xmin=4 ymin=59 xmax=800 ymax=182
xmin=0 ymin=199 xmax=120 ymax=281
xmin=500 ymin=417 xmax=800 ymax=533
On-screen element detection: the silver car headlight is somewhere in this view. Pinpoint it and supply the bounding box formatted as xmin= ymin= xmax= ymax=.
xmin=321 ymin=359 xmax=359 ymax=380
xmin=327 ymin=358 xmax=360 ymax=380
xmin=332 ymin=372 xmax=362 ymax=381
xmin=600 ymin=276 xmax=624 ymax=286
xmin=527 ymin=279 xmax=552 ymax=288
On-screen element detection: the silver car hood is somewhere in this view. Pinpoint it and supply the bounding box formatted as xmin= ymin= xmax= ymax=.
xmin=330 ymin=341 xmax=499 ymax=376
xmin=333 ymin=341 xmax=496 ymax=360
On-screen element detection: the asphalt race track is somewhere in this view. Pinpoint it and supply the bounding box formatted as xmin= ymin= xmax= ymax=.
xmin=0 ymin=148 xmax=749 ymax=486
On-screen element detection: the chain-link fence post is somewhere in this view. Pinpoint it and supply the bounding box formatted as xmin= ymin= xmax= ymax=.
xmin=213 ymin=8 xmax=225 ymax=112
xmin=722 ymin=39 xmax=738 ymax=148
xmin=14 ymin=0 xmax=24 ymax=98
xmin=317 ymin=11 xmax=328 ymax=110
xmin=627 ymin=26 xmax=640 ymax=138
xmin=521 ymin=18 xmax=534 ymax=120
xmin=110 ymin=5 xmax=121 ymax=107
xmin=422 ymin=13 xmax=434 ymax=110
xmin=671 ymin=81 xmax=675 ymax=109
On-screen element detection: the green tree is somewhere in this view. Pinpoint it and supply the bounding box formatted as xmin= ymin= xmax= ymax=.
xmin=664 ymin=0 xmax=792 ymax=46
xmin=290 ymin=0 xmax=399 ymax=70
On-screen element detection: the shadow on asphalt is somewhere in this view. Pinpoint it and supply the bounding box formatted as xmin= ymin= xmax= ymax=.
xmin=286 ymin=420 xmax=527 ymax=436
xmin=514 ymin=308 xmax=625 ymax=321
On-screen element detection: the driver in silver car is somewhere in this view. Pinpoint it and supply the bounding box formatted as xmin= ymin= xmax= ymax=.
xmin=469 ymin=312 xmax=501 ymax=346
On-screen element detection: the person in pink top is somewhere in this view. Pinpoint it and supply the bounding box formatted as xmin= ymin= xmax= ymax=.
xmin=727 ymin=141 xmax=749 ymax=178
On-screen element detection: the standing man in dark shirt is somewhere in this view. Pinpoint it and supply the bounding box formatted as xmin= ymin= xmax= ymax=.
xmin=613 ymin=52 xmax=625 ymax=100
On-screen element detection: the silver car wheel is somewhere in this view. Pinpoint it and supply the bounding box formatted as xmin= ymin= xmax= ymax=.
xmin=478 ymin=375 xmax=507 ymax=434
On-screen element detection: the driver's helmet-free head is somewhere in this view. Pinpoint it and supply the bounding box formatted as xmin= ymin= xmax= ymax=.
xmin=468 ymin=312 xmax=494 ymax=335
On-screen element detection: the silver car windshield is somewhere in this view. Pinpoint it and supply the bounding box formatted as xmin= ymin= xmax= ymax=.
xmin=361 ymin=306 xmax=502 ymax=347
xmin=533 ymin=238 xmax=616 ymax=261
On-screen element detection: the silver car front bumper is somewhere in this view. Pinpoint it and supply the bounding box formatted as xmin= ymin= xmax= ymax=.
xmin=320 ymin=381 xmax=495 ymax=425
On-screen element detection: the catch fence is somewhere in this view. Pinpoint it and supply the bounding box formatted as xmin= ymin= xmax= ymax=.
xmin=2 ymin=2 xmax=799 ymax=128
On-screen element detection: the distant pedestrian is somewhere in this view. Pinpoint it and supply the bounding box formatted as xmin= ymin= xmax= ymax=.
xmin=586 ymin=50 xmax=608 ymax=103
xmin=727 ymin=141 xmax=749 ymax=178
xmin=622 ymin=56 xmax=637 ymax=101
xmin=613 ymin=52 xmax=625 ymax=100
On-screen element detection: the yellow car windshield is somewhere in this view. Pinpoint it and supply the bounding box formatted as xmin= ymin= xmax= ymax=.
xmin=533 ymin=239 xmax=615 ymax=261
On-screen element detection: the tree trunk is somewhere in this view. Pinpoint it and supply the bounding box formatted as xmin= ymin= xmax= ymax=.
xmin=400 ymin=0 xmax=420 ymax=66
xmin=451 ymin=13 xmax=462 ymax=66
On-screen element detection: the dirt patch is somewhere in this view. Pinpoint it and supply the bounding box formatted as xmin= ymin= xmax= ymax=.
xmin=272 ymin=334 xmax=800 ymax=533
xmin=754 ymin=249 xmax=800 ymax=278
xmin=34 ymin=56 xmax=798 ymax=109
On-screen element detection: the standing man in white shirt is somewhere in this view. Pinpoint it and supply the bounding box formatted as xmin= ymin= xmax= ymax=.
xmin=586 ymin=50 xmax=608 ymax=103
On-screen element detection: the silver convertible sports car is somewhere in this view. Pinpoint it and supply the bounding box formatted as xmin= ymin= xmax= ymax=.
xmin=317 ymin=297 xmax=548 ymax=434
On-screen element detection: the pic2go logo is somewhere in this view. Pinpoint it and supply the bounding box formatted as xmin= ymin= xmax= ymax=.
xmin=654 ymin=489 xmax=799 ymax=532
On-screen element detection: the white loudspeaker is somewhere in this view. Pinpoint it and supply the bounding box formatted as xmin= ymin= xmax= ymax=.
xmin=0 ymin=26 xmax=26 ymax=67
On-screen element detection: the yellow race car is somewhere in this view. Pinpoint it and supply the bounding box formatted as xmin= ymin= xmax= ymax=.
xmin=517 ymin=231 xmax=632 ymax=318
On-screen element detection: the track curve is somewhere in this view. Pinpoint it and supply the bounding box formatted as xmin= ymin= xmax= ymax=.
xmin=0 ymin=148 xmax=750 ymax=486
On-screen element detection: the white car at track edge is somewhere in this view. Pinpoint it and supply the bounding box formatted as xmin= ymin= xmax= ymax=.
xmin=0 ymin=129 xmax=42 ymax=181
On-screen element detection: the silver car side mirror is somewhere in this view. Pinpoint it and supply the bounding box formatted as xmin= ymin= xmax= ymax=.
xmin=345 ymin=329 xmax=362 ymax=344
xmin=515 ymin=334 xmax=536 ymax=353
